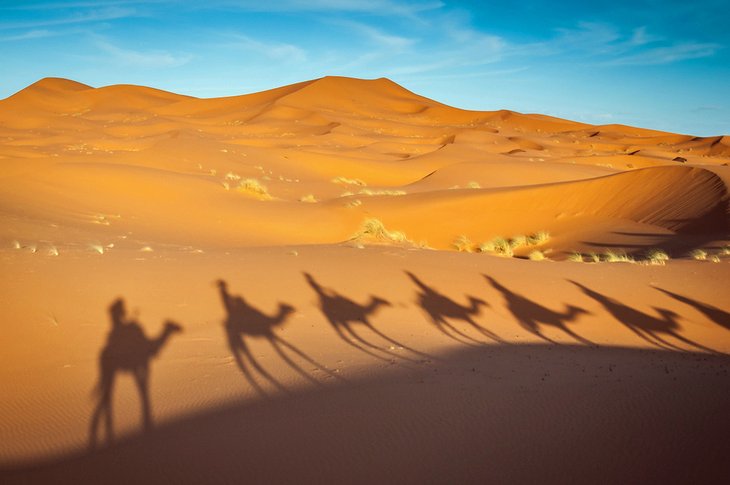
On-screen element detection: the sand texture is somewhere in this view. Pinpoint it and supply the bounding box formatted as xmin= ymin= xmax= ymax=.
xmin=1 ymin=76 xmax=729 ymax=484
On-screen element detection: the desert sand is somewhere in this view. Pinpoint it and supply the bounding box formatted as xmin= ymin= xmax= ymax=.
xmin=0 ymin=76 xmax=728 ymax=484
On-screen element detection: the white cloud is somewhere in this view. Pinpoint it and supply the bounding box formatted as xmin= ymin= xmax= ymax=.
xmin=96 ymin=40 xmax=192 ymax=68
xmin=224 ymin=34 xmax=307 ymax=62
xmin=606 ymin=42 xmax=721 ymax=66
xmin=0 ymin=6 xmax=135 ymax=30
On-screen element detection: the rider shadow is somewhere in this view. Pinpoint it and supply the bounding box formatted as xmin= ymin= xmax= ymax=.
xmin=217 ymin=279 xmax=341 ymax=397
xmin=406 ymin=271 xmax=501 ymax=345
xmin=570 ymin=281 xmax=715 ymax=353
xmin=655 ymin=287 xmax=730 ymax=332
xmin=303 ymin=272 xmax=425 ymax=363
xmin=89 ymin=298 xmax=183 ymax=450
xmin=485 ymin=275 xmax=592 ymax=345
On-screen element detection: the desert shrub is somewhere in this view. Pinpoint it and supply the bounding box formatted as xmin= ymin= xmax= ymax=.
xmin=299 ymin=194 xmax=317 ymax=203
xmin=689 ymin=249 xmax=708 ymax=261
xmin=453 ymin=235 xmax=474 ymax=252
xmin=236 ymin=178 xmax=271 ymax=200
xmin=332 ymin=176 xmax=366 ymax=186
xmin=710 ymin=255 xmax=721 ymax=263
xmin=351 ymin=218 xmax=409 ymax=244
xmin=603 ymin=251 xmax=634 ymax=263
xmin=567 ymin=252 xmax=583 ymax=262
xmin=645 ymin=248 xmax=670 ymax=266
xmin=479 ymin=237 xmax=513 ymax=257
xmin=528 ymin=250 xmax=547 ymax=261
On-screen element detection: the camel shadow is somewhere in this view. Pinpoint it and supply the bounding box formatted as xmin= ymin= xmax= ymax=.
xmin=655 ymin=287 xmax=730 ymax=332
xmin=304 ymin=272 xmax=423 ymax=362
xmin=217 ymin=279 xmax=341 ymax=397
xmin=90 ymin=298 xmax=183 ymax=450
xmin=406 ymin=272 xmax=501 ymax=345
xmin=485 ymin=275 xmax=592 ymax=345
xmin=570 ymin=281 xmax=715 ymax=353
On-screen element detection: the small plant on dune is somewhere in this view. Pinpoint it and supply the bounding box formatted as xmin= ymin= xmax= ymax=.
xmin=710 ymin=255 xmax=721 ymax=263
xmin=358 ymin=188 xmax=407 ymax=197
xmin=345 ymin=199 xmax=362 ymax=208
xmin=236 ymin=178 xmax=272 ymax=200
xmin=465 ymin=181 xmax=481 ymax=189
xmin=332 ymin=176 xmax=366 ymax=186
xmin=588 ymin=252 xmax=601 ymax=263
xmin=689 ymin=249 xmax=708 ymax=261
xmin=224 ymin=171 xmax=242 ymax=182
xmin=645 ymin=248 xmax=670 ymax=266
xmin=453 ymin=235 xmax=475 ymax=252
xmin=526 ymin=231 xmax=550 ymax=246
xmin=299 ymin=194 xmax=317 ymax=203
xmin=721 ymin=245 xmax=730 ymax=255
xmin=351 ymin=218 xmax=410 ymax=245
xmin=509 ymin=235 xmax=528 ymax=249
xmin=479 ymin=237 xmax=513 ymax=257
xmin=603 ymin=251 xmax=634 ymax=263
xmin=528 ymin=250 xmax=547 ymax=261
xmin=568 ymin=252 xmax=584 ymax=263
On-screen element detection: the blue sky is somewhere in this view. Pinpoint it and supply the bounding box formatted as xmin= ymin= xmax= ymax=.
xmin=1 ymin=0 xmax=728 ymax=136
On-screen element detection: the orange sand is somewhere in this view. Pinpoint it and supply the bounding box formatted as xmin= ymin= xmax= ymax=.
xmin=1 ymin=77 xmax=729 ymax=484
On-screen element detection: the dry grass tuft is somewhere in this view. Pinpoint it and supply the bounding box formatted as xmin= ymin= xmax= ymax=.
xmin=528 ymin=250 xmax=547 ymax=261
xmin=478 ymin=237 xmax=513 ymax=257
xmin=332 ymin=176 xmax=366 ymax=186
xmin=689 ymin=249 xmax=708 ymax=261
xmin=453 ymin=235 xmax=475 ymax=252
xmin=645 ymin=248 xmax=669 ymax=266
xmin=299 ymin=194 xmax=317 ymax=203
xmin=568 ymin=252 xmax=583 ymax=262
xmin=603 ymin=251 xmax=634 ymax=263
xmin=236 ymin=178 xmax=272 ymax=200
xmin=351 ymin=219 xmax=410 ymax=245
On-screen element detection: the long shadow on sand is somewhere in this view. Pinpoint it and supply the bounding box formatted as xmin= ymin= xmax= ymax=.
xmin=89 ymin=298 xmax=183 ymax=450
xmin=570 ymin=281 xmax=716 ymax=353
xmin=485 ymin=275 xmax=592 ymax=345
xmin=655 ymin=287 xmax=730 ymax=332
xmin=7 ymin=345 xmax=730 ymax=485
xmin=304 ymin=272 xmax=426 ymax=362
xmin=406 ymin=271 xmax=501 ymax=345
xmin=217 ymin=279 xmax=341 ymax=396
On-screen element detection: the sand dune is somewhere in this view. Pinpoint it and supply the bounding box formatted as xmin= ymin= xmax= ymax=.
xmin=1 ymin=76 xmax=728 ymax=483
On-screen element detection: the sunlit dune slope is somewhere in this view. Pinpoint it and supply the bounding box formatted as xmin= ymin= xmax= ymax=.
xmin=1 ymin=76 xmax=728 ymax=256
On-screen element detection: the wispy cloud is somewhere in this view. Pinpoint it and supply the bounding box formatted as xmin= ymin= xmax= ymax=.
xmin=0 ymin=6 xmax=135 ymax=30
xmin=96 ymin=39 xmax=192 ymax=68
xmin=606 ymin=42 xmax=721 ymax=65
xmin=532 ymin=22 xmax=721 ymax=66
xmin=223 ymin=34 xmax=307 ymax=62
xmin=0 ymin=29 xmax=56 ymax=41
xmin=210 ymin=0 xmax=444 ymax=17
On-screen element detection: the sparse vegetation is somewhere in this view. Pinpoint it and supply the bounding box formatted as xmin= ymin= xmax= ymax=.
xmin=453 ymin=235 xmax=475 ymax=252
xmin=351 ymin=218 xmax=410 ymax=245
xmin=478 ymin=237 xmax=513 ymax=257
xmin=588 ymin=252 xmax=601 ymax=263
xmin=568 ymin=252 xmax=583 ymax=262
xmin=345 ymin=199 xmax=362 ymax=208
xmin=236 ymin=178 xmax=272 ymax=200
xmin=528 ymin=250 xmax=547 ymax=261
xmin=645 ymin=248 xmax=670 ymax=266
xmin=689 ymin=249 xmax=708 ymax=261
xmin=603 ymin=250 xmax=634 ymax=263
xmin=332 ymin=176 xmax=366 ymax=186
xmin=710 ymin=255 xmax=721 ymax=263
xmin=357 ymin=188 xmax=407 ymax=196
xmin=299 ymin=194 xmax=317 ymax=203
xmin=721 ymin=246 xmax=730 ymax=255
